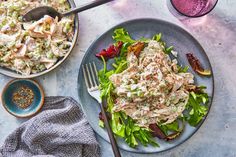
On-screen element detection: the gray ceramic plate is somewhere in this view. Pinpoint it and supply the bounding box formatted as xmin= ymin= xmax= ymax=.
xmin=77 ymin=19 xmax=214 ymax=153
xmin=0 ymin=0 xmax=79 ymax=78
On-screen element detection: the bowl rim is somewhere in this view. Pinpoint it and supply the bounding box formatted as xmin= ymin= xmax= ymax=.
xmin=1 ymin=79 xmax=45 ymax=118
xmin=0 ymin=0 xmax=79 ymax=78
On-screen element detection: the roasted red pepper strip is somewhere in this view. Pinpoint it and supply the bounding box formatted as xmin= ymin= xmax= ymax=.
xmin=149 ymin=123 xmax=166 ymax=139
xmin=96 ymin=41 xmax=123 ymax=59
xmin=186 ymin=53 xmax=211 ymax=76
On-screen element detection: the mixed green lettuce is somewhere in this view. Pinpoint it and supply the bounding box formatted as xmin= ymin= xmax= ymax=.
xmin=97 ymin=28 xmax=210 ymax=147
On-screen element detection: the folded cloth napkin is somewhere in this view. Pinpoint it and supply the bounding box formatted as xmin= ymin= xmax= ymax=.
xmin=0 ymin=97 xmax=100 ymax=157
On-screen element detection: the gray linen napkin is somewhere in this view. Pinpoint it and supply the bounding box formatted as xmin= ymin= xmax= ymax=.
xmin=0 ymin=96 xmax=100 ymax=157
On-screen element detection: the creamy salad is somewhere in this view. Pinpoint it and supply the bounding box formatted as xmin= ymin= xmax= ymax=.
xmin=0 ymin=0 xmax=74 ymax=75
xmin=110 ymin=41 xmax=194 ymax=127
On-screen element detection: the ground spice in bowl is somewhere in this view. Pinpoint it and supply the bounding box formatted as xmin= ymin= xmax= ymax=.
xmin=12 ymin=86 xmax=35 ymax=109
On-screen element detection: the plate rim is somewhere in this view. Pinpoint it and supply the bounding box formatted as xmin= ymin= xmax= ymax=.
xmin=77 ymin=18 xmax=215 ymax=153
xmin=0 ymin=0 xmax=79 ymax=78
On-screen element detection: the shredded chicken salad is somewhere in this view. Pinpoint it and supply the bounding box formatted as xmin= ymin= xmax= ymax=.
xmin=0 ymin=0 xmax=74 ymax=75
xmin=97 ymin=28 xmax=210 ymax=147
xmin=110 ymin=40 xmax=193 ymax=127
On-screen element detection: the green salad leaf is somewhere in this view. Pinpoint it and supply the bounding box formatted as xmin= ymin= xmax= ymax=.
xmin=113 ymin=28 xmax=135 ymax=44
xmin=178 ymin=65 xmax=189 ymax=73
xmin=124 ymin=116 xmax=159 ymax=147
xmin=184 ymin=91 xmax=209 ymax=126
xmin=165 ymin=46 xmax=174 ymax=54
xmin=152 ymin=33 xmax=162 ymax=42
xmin=111 ymin=112 xmax=126 ymax=137
xmin=99 ymin=120 xmax=105 ymax=128
xmin=159 ymin=120 xmax=180 ymax=136
xmin=113 ymin=28 xmax=168 ymax=46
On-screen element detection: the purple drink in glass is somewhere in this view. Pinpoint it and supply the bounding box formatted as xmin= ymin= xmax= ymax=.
xmin=171 ymin=0 xmax=218 ymax=17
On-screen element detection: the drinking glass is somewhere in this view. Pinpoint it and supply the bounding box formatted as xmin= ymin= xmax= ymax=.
xmin=170 ymin=0 xmax=218 ymax=17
